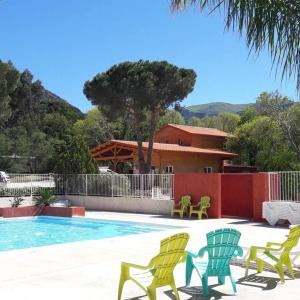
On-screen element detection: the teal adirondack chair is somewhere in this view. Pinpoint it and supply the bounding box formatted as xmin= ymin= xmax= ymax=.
xmin=185 ymin=228 xmax=243 ymax=296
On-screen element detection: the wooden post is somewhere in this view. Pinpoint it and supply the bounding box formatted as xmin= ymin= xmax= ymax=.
xmin=113 ymin=146 xmax=117 ymax=172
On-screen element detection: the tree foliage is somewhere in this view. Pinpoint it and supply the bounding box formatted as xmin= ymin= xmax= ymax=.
xmin=200 ymin=112 xmax=240 ymax=133
xmin=256 ymin=91 xmax=300 ymax=160
xmin=188 ymin=116 xmax=202 ymax=127
xmin=0 ymin=60 xmax=84 ymax=173
xmin=84 ymin=60 xmax=196 ymax=173
xmin=50 ymin=134 xmax=98 ymax=174
xmin=171 ymin=0 xmax=300 ymax=90
xmin=157 ymin=109 xmax=186 ymax=129
xmin=227 ymin=116 xmax=298 ymax=171
xmin=0 ymin=60 xmax=19 ymax=124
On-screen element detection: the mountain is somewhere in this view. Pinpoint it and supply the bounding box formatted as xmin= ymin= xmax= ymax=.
xmin=181 ymin=102 xmax=253 ymax=120
xmin=41 ymin=88 xmax=84 ymax=122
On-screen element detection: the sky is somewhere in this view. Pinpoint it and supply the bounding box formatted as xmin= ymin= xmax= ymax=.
xmin=0 ymin=0 xmax=298 ymax=112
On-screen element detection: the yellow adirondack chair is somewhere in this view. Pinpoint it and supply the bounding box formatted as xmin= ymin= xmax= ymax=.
xmin=171 ymin=195 xmax=191 ymax=218
xmin=245 ymin=224 xmax=300 ymax=283
xmin=118 ymin=232 xmax=189 ymax=300
xmin=189 ymin=196 xmax=211 ymax=219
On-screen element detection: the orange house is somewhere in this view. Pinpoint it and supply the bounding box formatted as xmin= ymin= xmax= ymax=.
xmin=90 ymin=124 xmax=237 ymax=173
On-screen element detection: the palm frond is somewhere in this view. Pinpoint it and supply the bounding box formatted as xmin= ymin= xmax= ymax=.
xmin=171 ymin=0 xmax=300 ymax=91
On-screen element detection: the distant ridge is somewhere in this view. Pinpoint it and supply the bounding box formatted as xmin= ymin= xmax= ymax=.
xmin=181 ymin=102 xmax=253 ymax=120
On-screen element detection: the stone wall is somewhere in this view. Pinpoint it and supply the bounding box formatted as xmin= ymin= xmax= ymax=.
xmin=0 ymin=196 xmax=33 ymax=208
xmin=58 ymin=195 xmax=173 ymax=215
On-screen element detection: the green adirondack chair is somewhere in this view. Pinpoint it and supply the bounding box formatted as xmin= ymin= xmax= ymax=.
xmin=171 ymin=195 xmax=191 ymax=218
xmin=185 ymin=228 xmax=243 ymax=296
xmin=189 ymin=196 xmax=211 ymax=219
xmin=118 ymin=232 xmax=189 ymax=300
xmin=245 ymin=224 xmax=300 ymax=283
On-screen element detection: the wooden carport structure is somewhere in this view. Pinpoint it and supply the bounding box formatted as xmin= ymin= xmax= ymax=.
xmin=90 ymin=140 xmax=136 ymax=171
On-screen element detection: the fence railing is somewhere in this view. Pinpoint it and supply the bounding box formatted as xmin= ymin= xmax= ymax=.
xmin=0 ymin=173 xmax=174 ymax=200
xmin=268 ymin=171 xmax=300 ymax=202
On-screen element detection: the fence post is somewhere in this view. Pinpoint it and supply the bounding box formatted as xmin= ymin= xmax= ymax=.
xmin=111 ymin=175 xmax=114 ymax=197
xmin=85 ymin=174 xmax=88 ymax=196
xmin=141 ymin=174 xmax=144 ymax=199
xmin=30 ymin=175 xmax=33 ymax=197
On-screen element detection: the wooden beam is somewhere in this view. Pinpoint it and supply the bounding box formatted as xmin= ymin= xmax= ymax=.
xmin=93 ymin=155 xmax=134 ymax=161
xmin=92 ymin=144 xmax=117 ymax=156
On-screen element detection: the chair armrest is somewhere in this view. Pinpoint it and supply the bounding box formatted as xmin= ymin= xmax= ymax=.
xmin=266 ymin=242 xmax=283 ymax=249
xmin=121 ymin=262 xmax=149 ymax=270
xmin=172 ymin=205 xmax=181 ymax=210
xmin=198 ymin=246 xmax=208 ymax=258
xmin=186 ymin=250 xmax=198 ymax=259
xmin=233 ymin=246 xmax=243 ymax=257
xmin=190 ymin=204 xmax=200 ymax=210
xmin=250 ymin=245 xmax=282 ymax=253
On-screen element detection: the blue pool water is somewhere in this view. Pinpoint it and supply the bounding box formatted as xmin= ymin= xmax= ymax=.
xmin=0 ymin=216 xmax=178 ymax=251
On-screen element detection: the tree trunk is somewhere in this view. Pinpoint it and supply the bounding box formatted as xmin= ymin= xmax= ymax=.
xmin=137 ymin=138 xmax=146 ymax=173
xmin=145 ymin=110 xmax=158 ymax=174
xmin=133 ymin=114 xmax=146 ymax=173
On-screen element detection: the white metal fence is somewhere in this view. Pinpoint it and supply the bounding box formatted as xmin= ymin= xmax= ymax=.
xmin=0 ymin=173 xmax=174 ymax=199
xmin=268 ymin=171 xmax=300 ymax=202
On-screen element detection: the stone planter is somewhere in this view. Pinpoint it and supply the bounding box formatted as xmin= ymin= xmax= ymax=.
xmin=42 ymin=206 xmax=85 ymax=217
xmin=0 ymin=206 xmax=43 ymax=218
xmin=0 ymin=206 xmax=85 ymax=218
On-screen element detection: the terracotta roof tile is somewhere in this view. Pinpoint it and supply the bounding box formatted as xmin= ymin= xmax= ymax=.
xmin=159 ymin=124 xmax=233 ymax=137
xmin=92 ymin=140 xmax=237 ymax=158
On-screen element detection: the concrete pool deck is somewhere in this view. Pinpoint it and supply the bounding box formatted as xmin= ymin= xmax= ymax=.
xmin=0 ymin=211 xmax=299 ymax=300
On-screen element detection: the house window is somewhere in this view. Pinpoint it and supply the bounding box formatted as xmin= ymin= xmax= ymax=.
xmin=165 ymin=165 xmax=174 ymax=173
xmin=204 ymin=166 xmax=213 ymax=173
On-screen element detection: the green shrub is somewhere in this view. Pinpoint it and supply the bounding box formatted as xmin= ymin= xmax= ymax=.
xmin=34 ymin=188 xmax=56 ymax=206
xmin=9 ymin=195 xmax=25 ymax=208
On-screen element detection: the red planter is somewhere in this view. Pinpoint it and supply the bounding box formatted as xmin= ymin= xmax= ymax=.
xmin=0 ymin=206 xmax=85 ymax=218
xmin=42 ymin=206 xmax=85 ymax=217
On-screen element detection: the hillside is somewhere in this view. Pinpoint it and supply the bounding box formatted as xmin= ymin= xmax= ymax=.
xmin=182 ymin=102 xmax=253 ymax=120
xmin=0 ymin=60 xmax=84 ymax=173
xmin=41 ymin=88 xmax=84 ymax=122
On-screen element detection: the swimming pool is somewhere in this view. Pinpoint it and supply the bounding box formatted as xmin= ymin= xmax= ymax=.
xmin=0 ymin=216 xmax=178 ymax=251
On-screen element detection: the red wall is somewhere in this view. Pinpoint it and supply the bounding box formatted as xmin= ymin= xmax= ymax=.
xmin=174 ymin=173 xmax=222 ymax=218
xmin=174 ymin=173 xmax=269 ymax=220
xmin=252 ymin=173 xmax=269 ymax=221
xmin=221 ymin=174 xmax=254 ymax=218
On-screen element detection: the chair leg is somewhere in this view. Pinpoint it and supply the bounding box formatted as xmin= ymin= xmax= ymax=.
xmin=147 ymin=286 xmax=157 ymax=300
xmin=218 ymin=275 xmax=225 ymax=285
xmin=285 ymin=261 xmax=295 ymax=279
xmin=244 ymin=258 xmax=250 ymax=277
xmin=201 ymin=275 xmax=209 ymax=296
xmin=185 ymin=255 xmax=194 ymax=286
xmin=118 ymin=265 xmax=128 ymax=300
xmin=198 ymin=212 xmax=202 ymax=220
xmin=275 ymin=263 xmax=285 ymax=284
xmin=229 ymin=275 xmax=237 ymax=294
xmin=170 ymin=280 xmax=180 ymax=300
xmin=257 ymin=260 xmax=264 ymax=273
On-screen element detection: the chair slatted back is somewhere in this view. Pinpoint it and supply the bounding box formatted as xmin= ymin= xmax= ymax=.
xmin=205 ymin=228 xmax=241 ymax=276
xmin=150 ymin=233 xmax=189 ymax=287
xmin=280 ymin=225 xmax=300 ymax=260
xmin=180 ymin=195 xmax=191 ymax=209
xmin=200 ymin=196 xmax=211 ymax=209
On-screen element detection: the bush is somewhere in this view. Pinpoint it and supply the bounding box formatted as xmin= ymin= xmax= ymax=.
xmin=34 ymin=188 xmax=56 ymax=206
xmin=9 ymin=195 xmax=25 ymax=208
